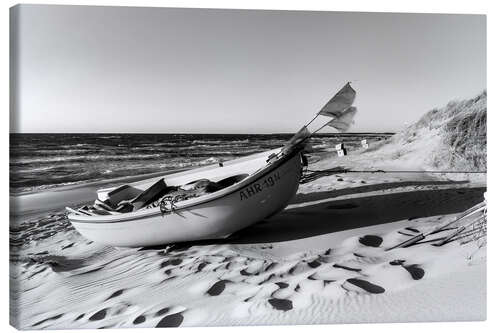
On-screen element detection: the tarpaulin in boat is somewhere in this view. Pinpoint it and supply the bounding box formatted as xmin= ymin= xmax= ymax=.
xmin=281 ymin=126 xmax=313 ymax=153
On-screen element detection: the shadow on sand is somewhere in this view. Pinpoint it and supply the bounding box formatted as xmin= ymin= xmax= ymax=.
xmin=229 ymin=182 xmax=485 ymax=244
xmin=140 ymin=180 xmax=485 ymax=251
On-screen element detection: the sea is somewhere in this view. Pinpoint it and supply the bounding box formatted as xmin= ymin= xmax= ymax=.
xmin=10 ymin=133 xmax=393 ymax=195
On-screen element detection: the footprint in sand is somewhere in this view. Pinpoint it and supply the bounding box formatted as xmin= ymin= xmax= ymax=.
xmin=196 ymin=262 xmax=208 ymax=272
xmin=160 ymin=258 xmax=183 ymax=268
xmin=268 ymin=298 xmax=293 ymax=311
xmin=156 ymin=312 xmax=183 ymax=327
xmin=345 ymin=278 xmax=385 ymax=294
xmin=307 ymin=260 xmax=322 ymax=268
xmin=389 ymin=260 xmax=425 ymax=280
xmin=275 ymin=282 xmax=289 ymax=289
xmin=133 ymin=315 xmax=146 ymax=325
xmin=206 ymin=280 xmax=229 ymax=296
xmin=88 ymin=308 xmax=108 ymax=321
xmin=358 ymin=235 xmax=383 ymax=247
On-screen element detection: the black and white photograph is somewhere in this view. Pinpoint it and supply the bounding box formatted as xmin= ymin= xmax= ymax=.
xmin=9 ymin=4 xmax=486 ymax=330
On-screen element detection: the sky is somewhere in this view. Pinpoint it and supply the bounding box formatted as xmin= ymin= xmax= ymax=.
xmin=11 ymin=5 xmax=486 ymax=133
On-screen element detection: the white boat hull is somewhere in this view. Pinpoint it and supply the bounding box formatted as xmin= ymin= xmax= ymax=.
xmin=69 ymin=150 xmax=303 ymax=247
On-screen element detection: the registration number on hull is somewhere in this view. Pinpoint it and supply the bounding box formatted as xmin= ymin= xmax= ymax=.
xmin=239 ymin=172 xmax=280 ymax=201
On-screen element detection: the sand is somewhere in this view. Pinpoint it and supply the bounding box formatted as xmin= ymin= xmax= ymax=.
xmin=9 ymin=144 xmax=487 ymax=329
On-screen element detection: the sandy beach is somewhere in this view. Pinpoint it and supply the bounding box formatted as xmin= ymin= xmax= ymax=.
xmin=9 ymin=5 xmax=487 ymax=330
xmin=9 ymin=133 xmax=486 ymax=329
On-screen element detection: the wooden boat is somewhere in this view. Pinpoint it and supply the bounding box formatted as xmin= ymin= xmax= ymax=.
xmin=67 ymin=146 xmax=305 ymax=247
xmin=67 ymin=82 xmax=357 ymax=247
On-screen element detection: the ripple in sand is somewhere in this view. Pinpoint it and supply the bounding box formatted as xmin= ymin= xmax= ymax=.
xmin=89 ymin=308 xmax=108 ymax=321
xmin=197 ymin=262 xmax=208 ymax=272
xmin=258 ymin=273 xmax=276 ymax=285
xmin=390 ymin=260 xmax=406 ymax=266
xmin=160 ymin=259 xmax=183 ymax=268
xmin=206 ymin=280 xmax=228 ymax=296
xmin=307 ymin=260 xmax=321 ymax=268
xmin=133 ymin=315 xmax=146 ymax=324
xmin=265 ymin=262 xmax=277 ymax=272
xmin=106 ymin=289 xmax=124 ymax=300
xmin=359 ymin=235 xmax=383 ymax=247
xmin=155 ymin=307 xmax=170 ymax=316
xmin=156 ymin=312 xmax=183 ymax=327
xmin=33 ymin=314 xmax=63 ymax=327
xmin=275 ymin=282 xmax=289 ymax=289
xmin=268 ymin=298 xmax=293 ymax=311
xmin=333 ymin=264 xmax=361 ymax=272
xmin=74 ymin=314 xmax=85 ymax=321
xmin=61 ymin=243 xmax=74 ymax=250
xmin=346 ymin=278 xmax=385 ymax=294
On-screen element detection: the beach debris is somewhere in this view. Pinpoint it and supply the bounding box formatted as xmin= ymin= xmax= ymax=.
xmin=333 ymin=264 xmax=362 ymax=272
xmin=386 ymin=200 xmax=486 ymax=251
xmin=336 ymin=147 xmax=347 ymax=157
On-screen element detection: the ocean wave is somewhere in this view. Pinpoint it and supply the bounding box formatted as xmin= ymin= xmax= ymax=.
xmin=10 ymin=153 xmax=166 ymax=165
xmin=11 ymin=133 xmax=392 ymax=194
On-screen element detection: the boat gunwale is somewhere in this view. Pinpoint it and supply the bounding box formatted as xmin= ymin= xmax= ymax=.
xmin=68 ymin=148 xmax=302 ymax=224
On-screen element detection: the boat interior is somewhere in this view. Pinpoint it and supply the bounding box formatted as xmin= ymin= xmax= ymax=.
xmin=66 ymin=148 xmax=282 ymax=217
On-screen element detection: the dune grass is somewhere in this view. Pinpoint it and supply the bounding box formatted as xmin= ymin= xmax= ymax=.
xmin=381 ymin=91 xmax=487 ymax=172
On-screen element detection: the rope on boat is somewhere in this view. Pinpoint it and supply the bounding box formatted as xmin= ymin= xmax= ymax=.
xmin=159 ymin=195 xmax=184 ymax=216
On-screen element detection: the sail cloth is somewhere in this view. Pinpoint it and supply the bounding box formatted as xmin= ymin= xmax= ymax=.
xmin=326 ymin=106 xmax=357 ymax=132
xmin=318 ymin=82 xmax=356 ymax=118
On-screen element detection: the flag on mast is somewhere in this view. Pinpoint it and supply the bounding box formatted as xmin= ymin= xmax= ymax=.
xmin=326 ymin=106 xmax=357 ymax=132
xmin=318 ymin=82 xmax=356 ymax=118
